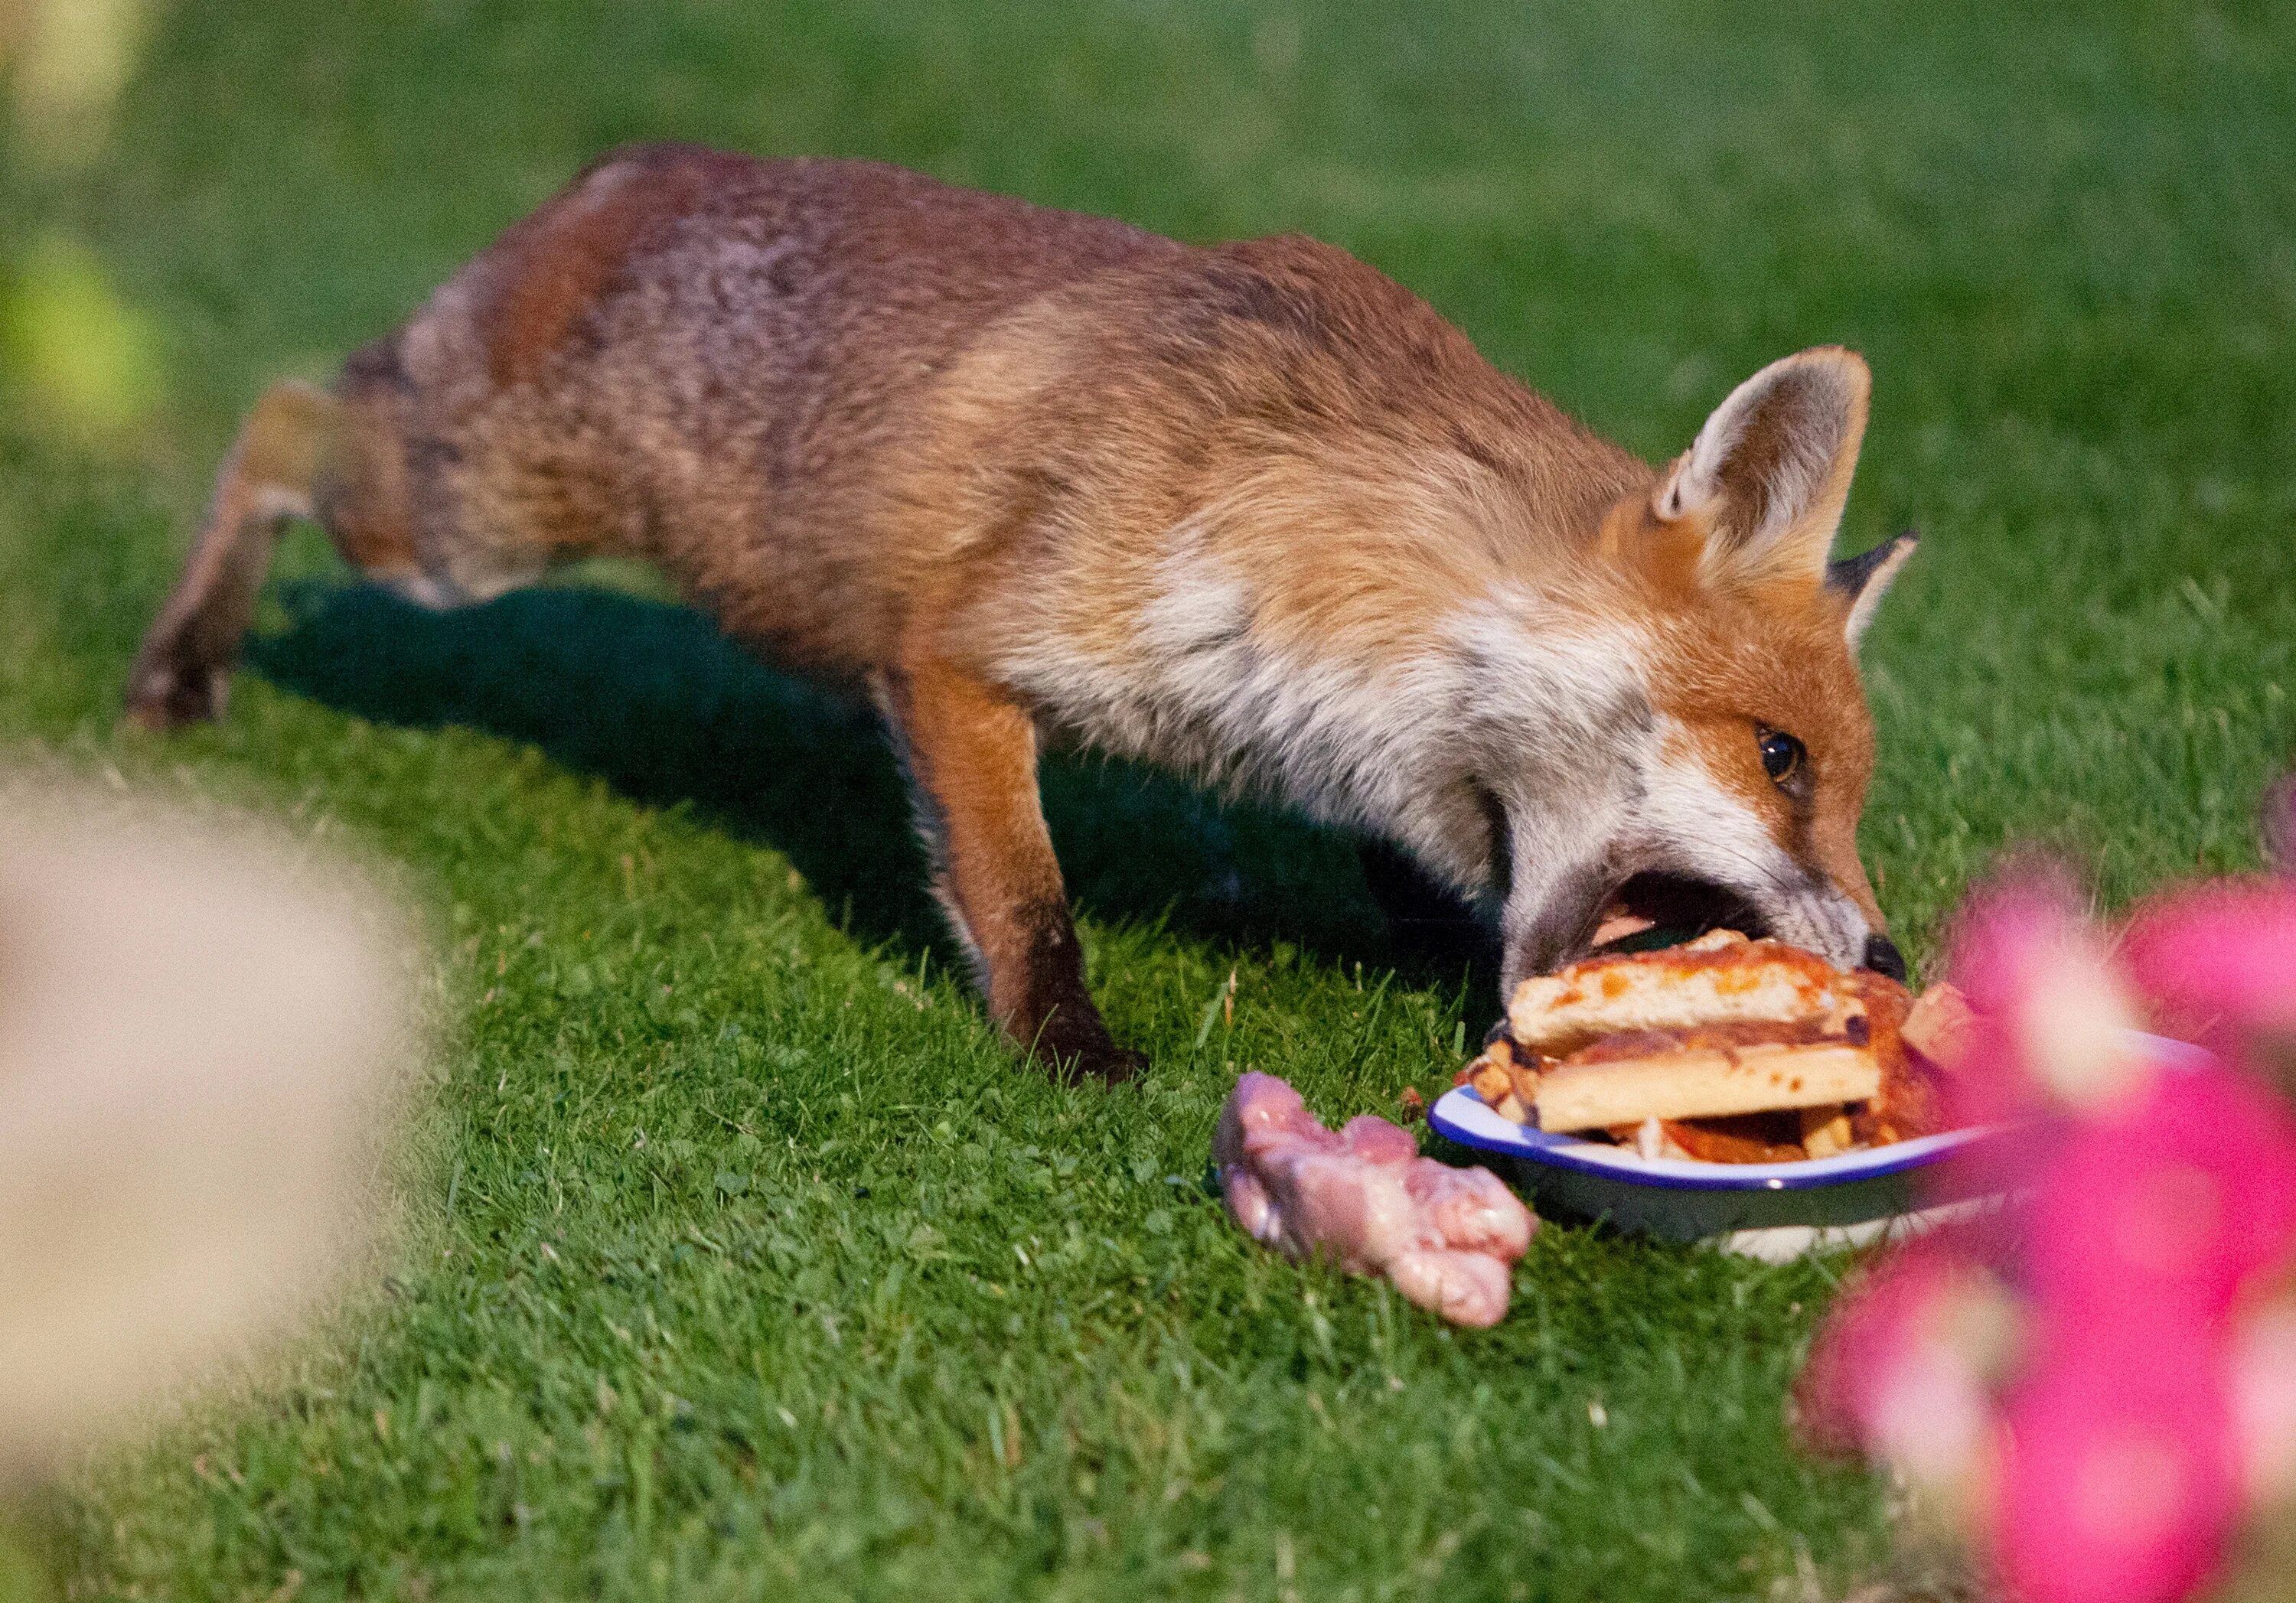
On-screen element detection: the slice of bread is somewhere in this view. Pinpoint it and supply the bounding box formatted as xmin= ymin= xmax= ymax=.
xmin=1505 ymin=930 xmax=1866 ymax=1057
xmin=1534 ymin=1040 xmax=1881 ymax=1133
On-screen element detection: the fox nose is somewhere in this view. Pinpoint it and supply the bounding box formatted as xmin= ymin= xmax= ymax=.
xmin=1862 ymin=933 xmax=1907 ymax=983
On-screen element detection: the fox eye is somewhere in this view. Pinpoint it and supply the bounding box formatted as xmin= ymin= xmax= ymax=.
xmin=1756 ymin=726 xmax=1806 ymax=786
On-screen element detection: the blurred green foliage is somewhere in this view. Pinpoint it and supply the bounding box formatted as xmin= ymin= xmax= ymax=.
xmin=2 ymin=231 xmax=163 ymax=435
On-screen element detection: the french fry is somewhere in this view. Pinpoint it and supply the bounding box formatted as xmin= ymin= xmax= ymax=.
xmin=1467 ymin=1038 xmax=1546 ymax=1125
xmin=1799 ymin=1105 xmax=1858 ymax=1159
xmin=1467 ymin=1042 xmax=1514 ymax=1106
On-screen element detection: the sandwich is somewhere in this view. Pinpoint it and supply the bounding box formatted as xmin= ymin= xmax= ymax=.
xmin=1460 ymin=931 xmax=1960 ymax=1163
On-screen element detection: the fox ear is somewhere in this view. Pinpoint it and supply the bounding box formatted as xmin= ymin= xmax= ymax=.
xmin=1653 ymin=347 xmax=1870 ymax=588
xmin=1828 ymin=529 xmax=1917 ymax=647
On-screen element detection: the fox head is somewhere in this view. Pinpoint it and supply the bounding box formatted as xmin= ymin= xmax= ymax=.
xmin=1486 ymin=346 xmax=1915 ymax=992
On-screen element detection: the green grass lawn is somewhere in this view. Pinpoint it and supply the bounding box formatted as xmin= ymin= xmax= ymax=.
xmin=4 ymin=2 xmax=2293 ymax=1598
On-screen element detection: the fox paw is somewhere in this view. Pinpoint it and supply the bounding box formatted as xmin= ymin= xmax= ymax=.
xmin=1068 ymin=1040 xmax=1150 ymax=1084
xmin=124 ymin=650 xmax=230 ymax=731
xmin=1028 ymin=1010 xmax=1146 ymax=1085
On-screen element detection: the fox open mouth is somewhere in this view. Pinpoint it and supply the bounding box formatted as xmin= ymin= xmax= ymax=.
xmin=1588 ymin=871 xmax=1771 ymax=955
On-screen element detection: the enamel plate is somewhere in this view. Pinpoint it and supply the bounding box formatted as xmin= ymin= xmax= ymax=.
xmin=1429 ymin=1031 xmax=2210 ymax=1256
xmin=1428 ymin=1086 xmax=1985 ymax=1193
xmin=1429 ymin=1083 xmax=1997 ymax=1255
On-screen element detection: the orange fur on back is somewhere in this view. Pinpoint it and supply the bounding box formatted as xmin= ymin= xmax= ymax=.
xmin=475 ymin=149 xmax=743 ymax=390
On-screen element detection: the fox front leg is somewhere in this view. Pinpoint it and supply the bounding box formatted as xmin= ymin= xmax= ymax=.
xmin=878 ymin=656 xmax=1144 ymax=1083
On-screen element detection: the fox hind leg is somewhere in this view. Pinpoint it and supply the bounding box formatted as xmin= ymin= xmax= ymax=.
xmin=126 ymin=382 xmax=341 ymax=729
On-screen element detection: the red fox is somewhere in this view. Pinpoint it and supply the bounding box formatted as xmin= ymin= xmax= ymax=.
xmin=128 ymin=143 xmax=1915 ymax=1082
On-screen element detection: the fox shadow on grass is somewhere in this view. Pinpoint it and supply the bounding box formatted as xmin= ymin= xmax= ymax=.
xmin=250 ymin=581 xmax=1498 ymax=995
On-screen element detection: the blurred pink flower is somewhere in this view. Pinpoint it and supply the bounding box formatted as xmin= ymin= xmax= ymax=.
xmin=1946 ymin=865 xmax=2089 ymax=1021
xmin=1943 ymin=872 xmax=2147 ymax=1121
xmin=1796 ymin=1240 xmax=2007 ymax=1498
xmin=1805 ymin=826 xmax=2296 ymax=1603
xmin=2230 ymin=1299 xmax=2296 ymax=1504
xmin=1797 ymin=1242 xmax=1955 ymax=1458
xmin=1995 ymin=1354 xmax=2238 ymax=1603
xmin=2025 ymin=1064 xmax=2296 ymax=1331
xmin=2122 ymin=881 xmax=2296 ymax=1057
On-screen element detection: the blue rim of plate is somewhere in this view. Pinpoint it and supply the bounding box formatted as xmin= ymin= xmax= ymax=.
xmin=1428 ymin=1086 xmax=1986 ymax=1191
xmin=1429 ymin=1031 xmax=2216 ymax=1193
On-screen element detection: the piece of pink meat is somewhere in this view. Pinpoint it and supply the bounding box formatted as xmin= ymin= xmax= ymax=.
xmin=1213 ymin=1071 xmax=1535 ymax=1328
